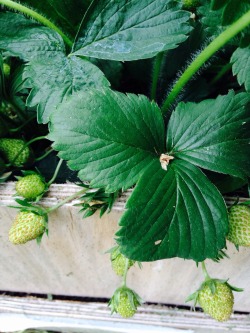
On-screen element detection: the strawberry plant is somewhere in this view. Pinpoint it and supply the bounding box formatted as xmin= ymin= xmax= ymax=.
xmin=0 ymin=0 xmax=250 ymax=322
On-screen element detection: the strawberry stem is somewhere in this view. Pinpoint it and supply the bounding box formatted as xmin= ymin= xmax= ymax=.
xmin=161 ymin=9 xmax=250 ymax=113
xmin=201 ymin=261 xmax=211 ymax=281
xmin=122 ymin=258 xmax=130 ymax=287
xmin=34 ymin=148 xmax=54 ymax=162
xmin=47 ymin=158 xmax=64 ymax=187
xmin=46 ymin=188 xmax=88 ymax=213
xmin=150 ymin=51 xmax=164 ymax=101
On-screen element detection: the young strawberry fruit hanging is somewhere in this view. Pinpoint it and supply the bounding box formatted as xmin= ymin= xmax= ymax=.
xmin=0 ymin=138 xmax=32 ymax=167
xmin=198 ymin=281 xmax=234 ymax=322
xmin=15 ymin=172 xmax=47 ymax=201
xmin=110 ymin=246 xmax=135 ymax=276
xmin=227 ymin=205 xmax=250 ymax=247
xmin=9 ymin=211 xmax=47 ymax=245
xmin=109 ymin=287 xmax=143 ymax=318
xmin=187 ymin=276 xmax=243 ymax=322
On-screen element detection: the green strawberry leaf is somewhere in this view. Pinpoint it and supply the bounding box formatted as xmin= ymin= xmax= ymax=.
xmin=221 ymin=0 xmax=250 ymax=26
xmin=231 ymin=46 xmax=250 ymax=92
xmin=48 ymin=89 xmax=165 ymax=192
xmin=23 ymin=54 xmax=110 ymax=123
xmin=211 ymin=0 xmax=229 ymax=10
xmin=0 ymin=12 xmax=64 ymax=61
xmin=116 ymin=159 xmax=228 ymax=262
xmin=198 ymin=3 xmax=225 ymax=40
xmin=166 ymin=91 xmax=250 ymax=179
xmin=19 ymin=0 xmax=92 ymax=38
xmin=73 ymin=0 xmax=192 ymax=61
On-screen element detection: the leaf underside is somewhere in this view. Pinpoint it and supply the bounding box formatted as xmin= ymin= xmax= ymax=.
xmin=48 ymin=89 xmax=165 ymax=192
xmin=166 ymin=91 xmax=250 ymax=179
xmin=73 ymin=0 xmax=192 ymax=61
xmin=117 ymin=159 xmax=228 ymax=262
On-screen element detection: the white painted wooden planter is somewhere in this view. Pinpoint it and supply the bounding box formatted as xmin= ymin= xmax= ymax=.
xmin=0 ymin=182 xmax=249 ymax=331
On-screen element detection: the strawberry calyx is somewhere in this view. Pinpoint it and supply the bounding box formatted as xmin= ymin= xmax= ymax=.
xmin=108 ymin=286 xmax=143 ymax=318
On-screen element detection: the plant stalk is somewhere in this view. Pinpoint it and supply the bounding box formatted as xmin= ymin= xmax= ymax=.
xmin=46 ymin=188 xmax=88 ymax=213
xmin=201 ymin=261 xmax=211 ymax=281
xmin=122 ymin=258 xmax=130 ymax=287
xmin=47 ymin=158 xmax=63 ymax=187
xmin=0 ymin=0 xmax=73 ymax=48
xmin=150 ymin=52 xmax=164 ymax=101
xmin=161 ymin=10 xmax=250 ymax=114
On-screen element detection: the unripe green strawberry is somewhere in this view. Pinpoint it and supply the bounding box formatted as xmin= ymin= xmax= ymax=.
xmin=198 ymin=282 xmax=234 ymax=322
xmin=111 ymin=247 xmax=134 ymax=276
xmin=9 ymin=211 xmax=46 ymax=245
xmin=109 ymin=287 xmax=143 ymax=318
xmin=0 ymin=138 xmax=32 ymax=167
xmin=16 ymin=173 xmax=47 ymax=201
xmin=227 ymin=205 xmax=250 ymax=247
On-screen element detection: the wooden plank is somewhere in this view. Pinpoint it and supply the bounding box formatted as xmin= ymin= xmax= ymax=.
xmin=0 ymin=295 xmax=249 ymax=333
xmin=0 ymin=183 xmax=249 ymax=312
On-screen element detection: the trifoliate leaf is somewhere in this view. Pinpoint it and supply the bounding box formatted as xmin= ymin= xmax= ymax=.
xmin=23 ymin=54 xmax=110 ymax=123
xmin=73 ymin=0 xmax=192 ymax=61
xmin=166 ymin=91 xmax=250 ymax=179
xmin=0 ymin=12 xmax=64 ymax=61
xmin=231 ymin=46 xmax=250 ymax=92
xmin=116 ymin=159 xmax=228 ymax=262
xmin=48 ymin=89 xmax=165 ymax=192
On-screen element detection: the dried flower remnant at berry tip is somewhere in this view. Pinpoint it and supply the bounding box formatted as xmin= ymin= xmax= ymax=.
xmin=160 ymin=154 xmax=174 ymax=171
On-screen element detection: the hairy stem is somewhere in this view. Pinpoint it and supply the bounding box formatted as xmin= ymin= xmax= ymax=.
xmin=150 ymin=52 xmax=164 ymax=101
xmin=0 ymin=0 xmax=73 ymax=48
xmin=46 ymin=188 xmax=88 ymax=213
xmin=47 ymin=158 xmax=63 ymax=186
xmin=161 ymin=10 xmax=250 ymax=114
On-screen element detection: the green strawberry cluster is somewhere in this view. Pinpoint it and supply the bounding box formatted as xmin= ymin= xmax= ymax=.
xmin=109 ymin=287 xmax=143 ymax=318
xmin=9 ymin=210 xmax=47 ymax=245
xmin=227 ymin=205 xmax=250 ymax=247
